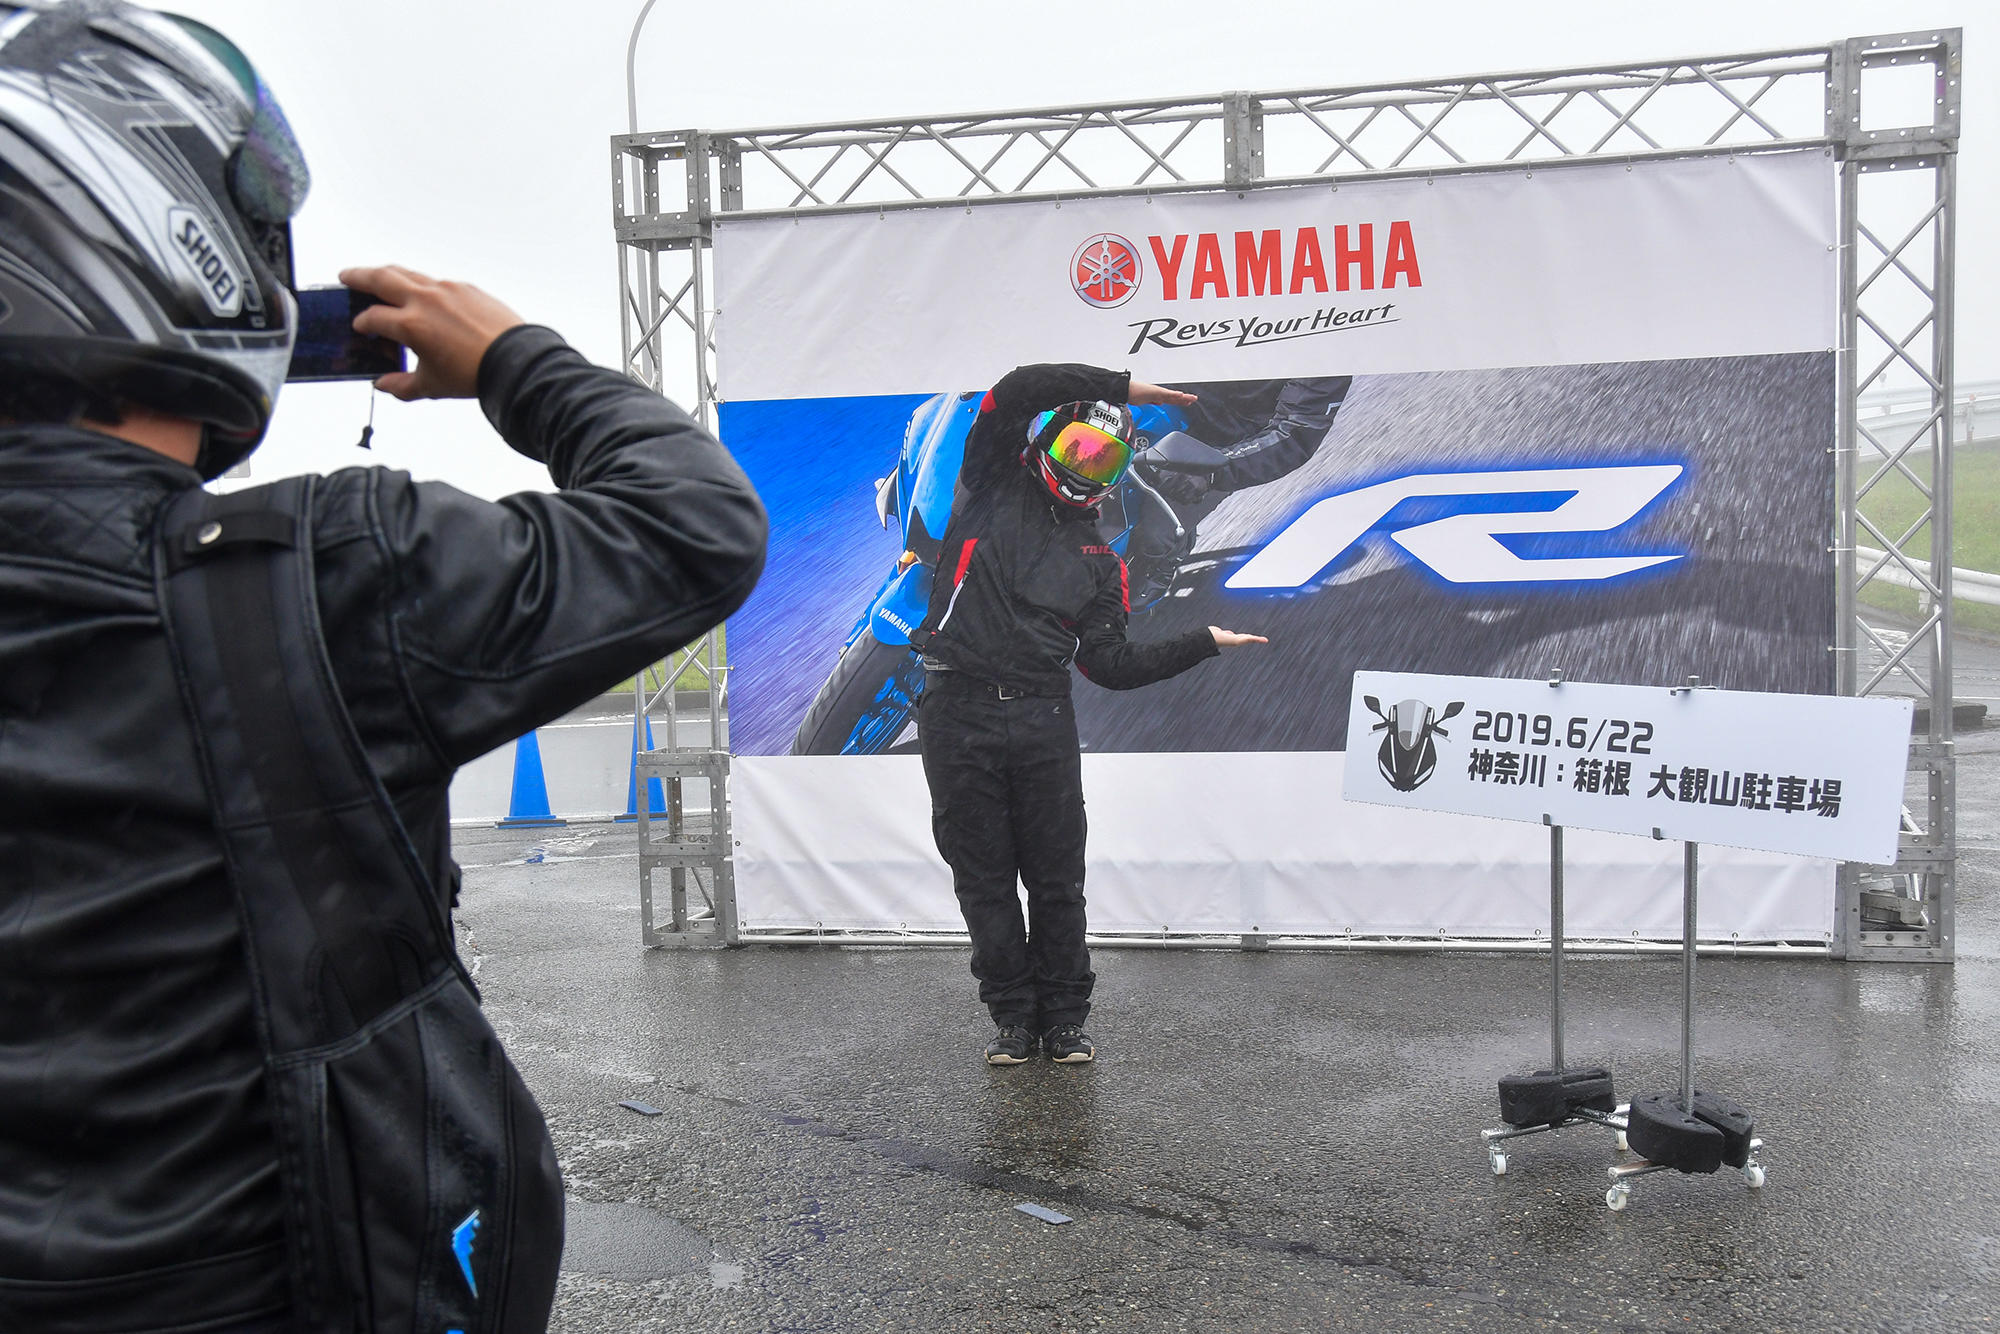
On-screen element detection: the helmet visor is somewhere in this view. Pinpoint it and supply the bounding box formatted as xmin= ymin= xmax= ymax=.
xmin=1046 ymin=420 xmax=1135 ymax=489
xmin=163 ymin=14 xmax=310 ymax=225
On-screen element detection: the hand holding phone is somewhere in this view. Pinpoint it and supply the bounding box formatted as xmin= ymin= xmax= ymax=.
xmin=337 ymin=266 xmax=525 ymax=401
xmin=286 ymin=286 xmax=407 ymax=383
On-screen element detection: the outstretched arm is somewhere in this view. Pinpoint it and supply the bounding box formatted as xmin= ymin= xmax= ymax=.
xmin=1073 ymin=556 xmax=1235 ymax=690
xmin=338 ymin=265 xmax=769 ymax=768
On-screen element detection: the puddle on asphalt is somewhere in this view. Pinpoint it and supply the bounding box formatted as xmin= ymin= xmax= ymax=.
xmin=561 ymin=1199 xmax=711 ymax=1280
xmin=709 ymin=1259 xmax=746 ymax=1290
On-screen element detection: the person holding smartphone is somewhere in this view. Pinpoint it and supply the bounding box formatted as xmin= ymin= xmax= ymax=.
xmin=909 ymin=364 xmax=1267 ymax=1065
xmin=0 ymin=4 xmax=765 ymax=1329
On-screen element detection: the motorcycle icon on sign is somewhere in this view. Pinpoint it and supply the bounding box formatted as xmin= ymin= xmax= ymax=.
xmin=1363 ymin=695 xmax=1464 ymax=792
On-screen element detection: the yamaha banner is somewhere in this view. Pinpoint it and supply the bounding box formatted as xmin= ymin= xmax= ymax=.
xmin=714 ymin=148 xmax=1844 ymax=941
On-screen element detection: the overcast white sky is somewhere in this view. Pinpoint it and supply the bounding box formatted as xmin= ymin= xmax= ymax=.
xmin=168 ymin=0 xmax=1990 ymax=499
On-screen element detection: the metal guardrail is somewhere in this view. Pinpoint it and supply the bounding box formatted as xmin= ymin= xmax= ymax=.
xmin=1857 ymin=546 xmax=2000 ymax=607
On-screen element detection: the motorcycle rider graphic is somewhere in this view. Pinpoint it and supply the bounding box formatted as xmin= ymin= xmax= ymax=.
xmin=1126 ymin=374 xmax=1352 ymax=606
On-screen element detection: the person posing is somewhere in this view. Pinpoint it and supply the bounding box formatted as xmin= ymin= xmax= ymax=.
xmin=909 ymin=364 xmax=1266 ymax=1066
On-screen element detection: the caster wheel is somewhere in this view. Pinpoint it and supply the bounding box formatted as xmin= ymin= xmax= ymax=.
xmin=1743 ymin=1164 xmax=1766 ymax=1189
xmin=1606 ymin=1185 xmax=1629 ymax=1212
xmin=1490 ymin=1152 xmax=1508 ymax=1176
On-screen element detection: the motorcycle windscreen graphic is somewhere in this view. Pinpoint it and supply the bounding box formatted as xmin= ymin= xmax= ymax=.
xmin=1363 ymin=695 xmax=1464 ymax=792
xmin=722 ymin=352 xmax=1834 ymax=757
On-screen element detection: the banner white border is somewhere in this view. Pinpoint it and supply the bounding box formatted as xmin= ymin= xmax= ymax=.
xmin=734 ymin=755 xmax=1834 ymax=943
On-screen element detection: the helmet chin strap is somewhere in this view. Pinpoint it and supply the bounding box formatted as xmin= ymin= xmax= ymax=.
xmin=1036 ymin=453 xmax=1103 ymax=509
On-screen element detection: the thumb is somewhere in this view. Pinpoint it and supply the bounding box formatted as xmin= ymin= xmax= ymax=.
xmin=372 ymin=370 xmax=422 ymax=401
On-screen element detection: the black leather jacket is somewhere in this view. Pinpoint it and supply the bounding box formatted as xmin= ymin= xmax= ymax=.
xmin=0 ymin=326 xmax=766 ymax=1325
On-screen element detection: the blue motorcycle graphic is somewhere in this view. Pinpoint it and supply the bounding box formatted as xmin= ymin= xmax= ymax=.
xmin=788 ymin=392 xmax=1223 ymax=755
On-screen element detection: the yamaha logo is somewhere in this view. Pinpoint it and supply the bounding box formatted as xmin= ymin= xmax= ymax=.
xmin=1071 ymin=233 xmax=1142 ymax=308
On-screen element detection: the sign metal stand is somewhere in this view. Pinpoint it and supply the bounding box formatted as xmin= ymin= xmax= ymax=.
xmin=1605 ymin=834 xmax=1769 ymax=1210
xmin=1481 ymin=820 xmax=1632 ymax=1176
xmin=1482 ymin=673 xmax=1630 ymax=1175
xmin=1351 ymin=666 xmax=1906 ymax=1207
xmin=1478 ymin=674 xmax=1772 ymax=1208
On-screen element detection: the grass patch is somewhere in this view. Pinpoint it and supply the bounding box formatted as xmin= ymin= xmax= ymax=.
xmin=1856 ymin=440 xmax=2000 ymax=636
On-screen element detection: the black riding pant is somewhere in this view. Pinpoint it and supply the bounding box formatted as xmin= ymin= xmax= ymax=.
xmin=918 ymin=671 xmax=1093 ymax=1031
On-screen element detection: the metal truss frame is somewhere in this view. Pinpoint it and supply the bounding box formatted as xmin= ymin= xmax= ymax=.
xmin=630 ymin=638 xmax=732 ymax=948
xmin=613 ymin=30 xmax=1962 ymax=960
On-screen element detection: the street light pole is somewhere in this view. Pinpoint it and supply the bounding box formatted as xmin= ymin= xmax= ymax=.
xmin=625 ymin=0 xmax=663 ymax=135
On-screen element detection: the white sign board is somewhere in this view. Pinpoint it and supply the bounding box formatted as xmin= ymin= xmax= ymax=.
xmin=1342 ymin=672 xmax=1911 ymax=865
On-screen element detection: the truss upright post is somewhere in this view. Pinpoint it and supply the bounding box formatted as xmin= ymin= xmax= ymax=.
xmin=1832 ymin=30 xmax=1961 ymax=962
xmin=613 ymin=123 xmax=740 ymax=948
xmin=1222 ymin=91 xmax=1264 ymax=187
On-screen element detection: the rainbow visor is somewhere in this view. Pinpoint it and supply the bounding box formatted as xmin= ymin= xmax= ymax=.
xmin=1046 ymin=420 xmax=1136 ymax=488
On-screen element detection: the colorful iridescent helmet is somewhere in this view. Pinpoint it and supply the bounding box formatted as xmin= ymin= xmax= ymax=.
xmin=1025 ymin=400 xmax=1138 ymax=507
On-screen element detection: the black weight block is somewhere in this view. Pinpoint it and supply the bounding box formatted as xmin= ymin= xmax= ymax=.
xmin=1626 ymin=1093 xmax=1725 ymax=1174
xmin=1690 ymin=1091 xmax=1756 ymax=1169
xmin=1517 ymin=1066 xmax=1617 ymax=1110
xmin=1498 ymin=1072 xmax=1568 ymax=1127
xmin=1553 ymin=1065 xmax=1617 ymax=1114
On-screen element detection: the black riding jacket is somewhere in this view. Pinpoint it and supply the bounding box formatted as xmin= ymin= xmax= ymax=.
xmin=911 ymin=363 xmax=1217 ymax=696
xmin=0 ymin=326 xmax=766 ymax=1325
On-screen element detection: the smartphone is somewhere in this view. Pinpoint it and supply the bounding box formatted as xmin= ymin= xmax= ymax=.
xmin=286 ymin=286 xmax=407 ymax=383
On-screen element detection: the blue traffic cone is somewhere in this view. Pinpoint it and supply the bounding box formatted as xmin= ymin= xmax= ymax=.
xmin=613 ymin=709 xmax=668 ymax=822
xmin=496 ymin=730 xmax=566 ymax=828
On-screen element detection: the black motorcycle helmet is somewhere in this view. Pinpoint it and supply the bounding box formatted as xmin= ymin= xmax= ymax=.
xmin=0 ymin=0 xmax=310 ymax=478
xmin=1024 ymin=399 xmax=1138 ymax=508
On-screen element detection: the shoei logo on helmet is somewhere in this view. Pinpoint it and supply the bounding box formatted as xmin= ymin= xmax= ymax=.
xmin=1071 ymin=234 xmax=1142 ymax=309
xmin=1083 ymin=402 xmax=1125 ymax=434
xmin=168 ymin=207 xmax=243 ymax=318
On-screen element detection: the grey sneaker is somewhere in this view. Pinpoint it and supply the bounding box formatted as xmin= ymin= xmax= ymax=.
xmin=1043 ymin=1024 xmax=1095 ymax=1063
xmin=985 ymin=1025 xmax=1035 ymax=1065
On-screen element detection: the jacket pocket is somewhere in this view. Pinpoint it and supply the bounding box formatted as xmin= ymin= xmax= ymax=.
xmin=271 ymin=974 xmax=563 ymax=1334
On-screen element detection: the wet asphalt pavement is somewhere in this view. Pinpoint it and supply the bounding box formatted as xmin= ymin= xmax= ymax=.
xmin=457 ymin=652 xmax=2000 ymax=1333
